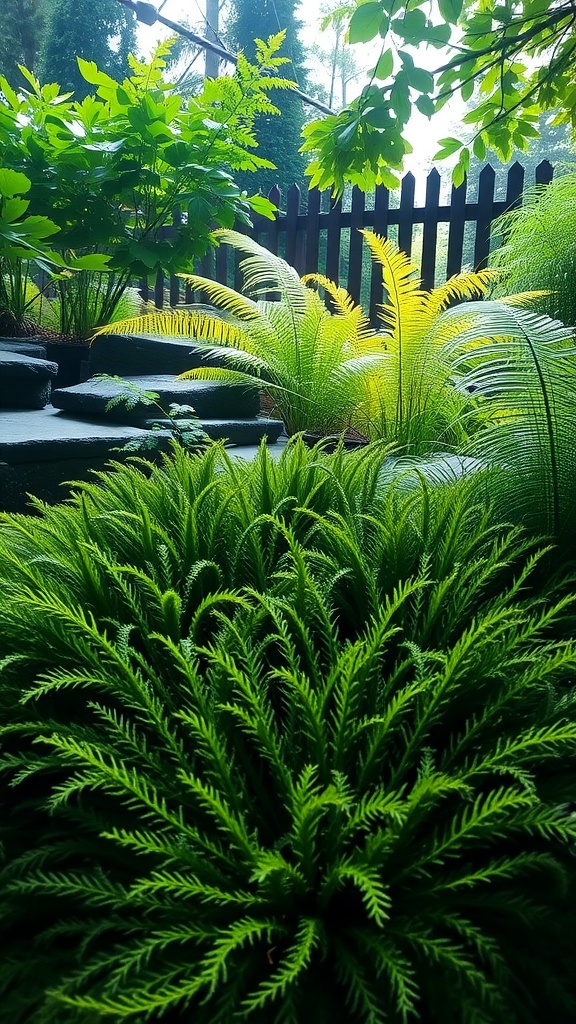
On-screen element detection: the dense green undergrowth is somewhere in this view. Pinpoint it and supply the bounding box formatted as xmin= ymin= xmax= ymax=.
xmin=1 ymin=441 xmax=576 ymax=1024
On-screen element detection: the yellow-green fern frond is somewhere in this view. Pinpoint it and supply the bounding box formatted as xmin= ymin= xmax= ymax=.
xmin=498 ymin=290 xmax=552 ymax=307
xmin=212 ymin=229 xmax=307 ymax=313
xmin=176 ymin=274 xmax=261 ymax=322
xmin=303 ymin=273 xmax=374 ymax=343
xmin=426 ymin=269 xmax=497 ymax=320
xmin=182 ymin=367 xmax=263 ymax=388
xmin=361 ymin=230 xmax=428 ymax=345
xmin=302 ymin=273 xmax=352 ymax=315
xmin=94 ymin=311 xmax=260 ymax=355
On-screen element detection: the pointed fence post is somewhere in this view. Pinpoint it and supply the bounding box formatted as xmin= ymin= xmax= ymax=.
xmin=347 ymin=187 xmax=366 ymax=304
xmin=421 ymin=168 xmax=441 ymax=290
xmin=369 ymin=184 xmax=390 ymax=324
xmin=504 ymin=161 xmax=525 ymax=214
xmin=474 ymin=164 xmax=496 ymax=269
xmin=266 ymin=185 xmax=282 ymax=256
xmin=285 ymin=183 xmax=301 ymax=269
xmin=446 ymin=175 xmax=467 ymax=279
xmin=304 ymin=187 xmax=322 ymax=276
xmin=535 ymin=159 xmax=554 ymax=185
xmin=325 ymin=194 xmax=343 ymax=284
xmin=398 ymin=172 xmax=416 ymax=257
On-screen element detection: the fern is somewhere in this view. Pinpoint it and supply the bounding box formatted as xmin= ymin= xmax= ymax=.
xmin=1 ymin=444 xmax=576 ymax=1022
xmin=95 ymin=230 xmax=388 ymax=437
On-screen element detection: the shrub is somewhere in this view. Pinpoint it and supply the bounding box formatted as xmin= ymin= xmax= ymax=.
xmin=491 ymin=171 xmax=576 ymax=329
xmin=1 ymin=442 xmax=576 ymax=1023
xmin=0 ymin=39 xmax=284 ymax=332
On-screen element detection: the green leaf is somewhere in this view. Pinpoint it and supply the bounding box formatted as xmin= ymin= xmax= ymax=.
xmin=364 ymin=104 xmax=393 ymax=128
xmin=452 ymin=148 xmax=470 ymax=186
xmin=461 ymin=79 xmax=475 ymax=102
xmin=374 ymin=49 xmax=394 ymax=80
xmin=396 ymin=8 xmax=428 ymax=42
xmin=66 ymin=254 xmax=112 ymax=271
xmin=0 ymin=168 xmax=31 ymax=197
xmin=407 ymin=66 xmax=434 ymax=93
xmin=348 ymin=2 xmax=385 ymax=43
xmin=438 ymin=0 xmax=463 ymax=23
xmin=428 ymin=21 xmax=452 ymax=46
xmin=415 ymin=95 xmax=435 ymax=117
xmin=247 ymin=195 xmax=277 ymax=220
xmin=472 ymin=135 xmax=487 ymax=161
xmin=129 ymin=241 xmax=160 ymax=270
xmin=390 ymin=73 xmax=411 ymax=123
xmin=76 ymin=58 xmax=117 ymax=89
xmin=433 ymin=137 xmax=463 ymax=159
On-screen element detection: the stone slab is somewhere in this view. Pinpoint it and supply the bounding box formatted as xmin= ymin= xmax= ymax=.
xmin=88 ymin=333 xmax=227 ymax=377
xmin=200 ymin=418 xmax=284 ymax=445
xmin=0 ymin=351 xmax=59 ymax=410
xmin=51 ymin=375 xmax=260 ymax=420
xmin=0 ymin=339 xmax=48 ymax=359
xmin=0 ymin=408 xmax=172 ymax=464
xmin=0 ymin=351 xmax=58 ymax=378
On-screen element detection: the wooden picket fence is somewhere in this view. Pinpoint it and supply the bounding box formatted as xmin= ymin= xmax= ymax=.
xmin=144 ymin=160 xmax=553 ymax=324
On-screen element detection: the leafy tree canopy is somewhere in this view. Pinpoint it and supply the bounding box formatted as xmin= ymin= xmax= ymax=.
xmin=36 ymin=0 xmax=136 ymax=99
xmin=302 ymin=0 xmax=576 ymax=194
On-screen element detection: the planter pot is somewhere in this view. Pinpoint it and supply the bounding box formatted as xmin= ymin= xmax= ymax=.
xmin=46 ymin=340 xmax=90 ymax=390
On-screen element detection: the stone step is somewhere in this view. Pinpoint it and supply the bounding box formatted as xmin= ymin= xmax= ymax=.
xmin=51 ymin=375 xmax=260 ymax=421
xmin=0 ymin=338 xmax=48 ymax=359
xmin=0 ymin=407 xmax=285 ymax=513
xmin=137 ymin=416 xmax=285 ymax=446
xmin=0 ymin=351 xmax=58 ymax=409
xmin=88 ymin=333 xmax=228 ymax=377
xmin=0 ymin=408 xmax=173 ymax=464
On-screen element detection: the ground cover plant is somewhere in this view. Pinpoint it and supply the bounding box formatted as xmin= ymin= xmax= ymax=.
xmin=1 ymin=441 xmax=576 ymax=1023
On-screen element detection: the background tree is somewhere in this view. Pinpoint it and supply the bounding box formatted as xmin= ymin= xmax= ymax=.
xmin=306 ymin=3 xmax=362 ymax=110
xmin=302 ymin=0 xmax=576 ymax=194
xmin=37 ymin=0 xmax=136 ymax=99
xmin=0 ymin=0 xmax=45 ymax=89
xmin=224 ymin=0 xmax=309 ymax=197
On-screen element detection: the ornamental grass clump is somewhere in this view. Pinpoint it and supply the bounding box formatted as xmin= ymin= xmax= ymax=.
xmin=1 ymin=442 xmax=576 ymax=1024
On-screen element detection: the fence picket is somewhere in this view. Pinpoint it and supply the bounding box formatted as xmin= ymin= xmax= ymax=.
xmin=398 ymin=172 xmax=416 ymax=257
xmin=347 ymin=187 xmax=366 ymax=304
xmin=474 ymin=164 xmax=496 ymax=269
xmin=369 ymin=185 xmax=391 ymax=320
xmin=446 ymin=177 xmax=467 ymax=280
xmin=325 ymin=195 xmax=343 ymax=284
xmin=421 ymin=168 xmax=441 ymax=289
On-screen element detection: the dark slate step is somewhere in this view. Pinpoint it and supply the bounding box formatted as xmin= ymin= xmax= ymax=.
xmin=0 ymin=351 xmax=58 ymax=410
xmin=134 ymin=416 xmax=284 ymax=446
xmin=0 ymin=408 xmax=172 ymax=464
xmin=0 ymin=338 xmax=48 ymax=359
xmin=51 ymin=375 xmax=260 ymax=421
xmin=88 ymin=333 xmax=228 ymax=377
xmin=200 ymin=418 xmax=284 ymax=445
